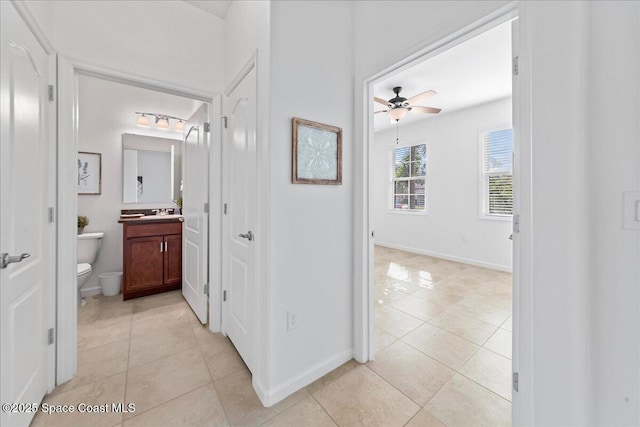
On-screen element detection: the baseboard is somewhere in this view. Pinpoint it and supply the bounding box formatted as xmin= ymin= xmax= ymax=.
xmin=253 ymin=348 xmax=353 ymax=407
xmin=375 ymin=241 xmax=512 ymax=273
xmin=80 ymin=285 xmax=101 ymax=297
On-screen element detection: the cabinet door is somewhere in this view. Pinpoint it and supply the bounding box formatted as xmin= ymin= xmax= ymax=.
xmin=164 ymin=234 xmax=182 ymax=286
xmin=126 ymin=236 xmax=164 ymax=292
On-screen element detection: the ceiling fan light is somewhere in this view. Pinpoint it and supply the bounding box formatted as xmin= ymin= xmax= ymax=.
xmin=175 ymin=120 xmax=185 ymax=132
xmin=156 ymin=116 xmax=169 ymax=130
xmin=136 ymin=114 xmax=150 ymax=128
xmin=388 ymin=108 xmax=408 ymax=121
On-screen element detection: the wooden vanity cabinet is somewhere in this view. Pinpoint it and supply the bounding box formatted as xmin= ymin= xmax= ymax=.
xmin=122 ymin=220 xmax=182 ymax=300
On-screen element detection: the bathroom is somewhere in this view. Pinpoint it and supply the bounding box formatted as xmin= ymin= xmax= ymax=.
xmin=75 ymin=74 xmax=201 ymax=301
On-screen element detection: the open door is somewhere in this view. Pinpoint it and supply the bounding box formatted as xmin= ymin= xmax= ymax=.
xmin=1 ymin=3 xmax=55 ymax=426
xmin=182 ymin=104 xmax=209 ymax=323
xmin=222 ymin=64 xmax=257 ymax=372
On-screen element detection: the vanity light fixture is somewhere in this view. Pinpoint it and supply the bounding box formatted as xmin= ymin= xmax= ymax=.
xmin=135 ymin=112 xmax=187 ymax=132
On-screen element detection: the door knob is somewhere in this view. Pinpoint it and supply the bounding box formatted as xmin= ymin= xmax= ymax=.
xmin=238 ymin=231 xmax=253 ymax=241
xmin=1 ymin=253 xmax=30 ymax=269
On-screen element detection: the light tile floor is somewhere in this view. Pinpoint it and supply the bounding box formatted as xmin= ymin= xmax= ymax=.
xmin=32 ymin=246 xmax=511 ymax=426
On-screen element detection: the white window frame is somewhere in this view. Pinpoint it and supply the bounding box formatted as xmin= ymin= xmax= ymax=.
xmin=389 ymin=140 xmax=428 ymax=215
xmin=479 ymin=126 xmax=513 ymax=221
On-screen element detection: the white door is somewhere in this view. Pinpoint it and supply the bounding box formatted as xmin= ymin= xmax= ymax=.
xmin=1 ymin=3 xmax=55 ymax=427
xmin=222 ymin=65 xmax=257 ymax=372
xmin=182 ymin=104 xmax=209 ymax=323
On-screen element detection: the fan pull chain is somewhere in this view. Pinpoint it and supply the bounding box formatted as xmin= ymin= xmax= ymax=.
xmin=396 ymin=120 xmax=399 ymax=144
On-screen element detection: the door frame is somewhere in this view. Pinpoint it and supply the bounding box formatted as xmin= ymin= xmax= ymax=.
xmin=355 ymin=1 xmax=534 ymax=424
xmin=56 ymin=58 xmax=220 ymax=384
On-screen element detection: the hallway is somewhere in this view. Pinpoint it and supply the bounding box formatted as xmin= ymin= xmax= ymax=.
xmin=33 ymin=246 xmax=511 ymax=426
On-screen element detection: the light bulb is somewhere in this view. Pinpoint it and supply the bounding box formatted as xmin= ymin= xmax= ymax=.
xmin=136 ymin=114 xmax=150 ymax=128
xmin=156 ymin=116 xmax=169 ymax=130
xmin=388 ymin=108 xmax=408 ymax=121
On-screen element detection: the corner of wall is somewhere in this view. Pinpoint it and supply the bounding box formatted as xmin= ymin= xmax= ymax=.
xmin=254 ymin=348 xmax=353 ymax=407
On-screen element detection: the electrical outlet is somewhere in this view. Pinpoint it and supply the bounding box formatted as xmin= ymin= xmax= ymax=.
xmin=287 ymin=309 xmax=299 ymax=331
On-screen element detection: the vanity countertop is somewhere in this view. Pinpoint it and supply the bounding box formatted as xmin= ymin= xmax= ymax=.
xmin=118 ymin=214 xmax=184 ymax=224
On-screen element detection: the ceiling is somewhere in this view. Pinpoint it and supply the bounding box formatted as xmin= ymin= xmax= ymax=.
xmin=183 ymin=0 xmax=232 ymax=19
xmin=373 ymin=21 xmax=512 ymax=131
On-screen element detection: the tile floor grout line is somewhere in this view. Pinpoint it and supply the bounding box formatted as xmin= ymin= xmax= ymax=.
xmin=456 ymin=370 xmax=513 ymax=404
xmin=309 ymin=393 xmax=341 ymax=427
xmin=362 ymin=364 xmax=422 ymax=417
xmin=397 ymin=331 xmax=477 ymax=371
xmin=480 ymin=336 xmax=513 ymax=360
xmin=125 ymin=381 xmax=219 ymax=423
xmin=208 ymin=362 xmax=233 ymax=426
xmin=369 ymin=342 xmax=457 ymax=410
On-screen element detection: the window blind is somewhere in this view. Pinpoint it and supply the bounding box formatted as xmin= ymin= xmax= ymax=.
xmin=482 ymin=129 xmax=513 ymax=216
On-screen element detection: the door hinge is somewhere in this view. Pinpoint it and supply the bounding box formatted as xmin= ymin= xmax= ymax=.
xmin=48 ymin=85 xmax=54 ymax=101
xmin=48 ymin=207 xmax=55 ymax=223
xmin=204 ymin=122 xmax=210 ymax=133
xmin=204 ymin=202 xmax=209 ymax=213
xmin=512 ymin=56 xmax=519 ymax=76
xmin=223 ymin=203 xmax=227 ymax=215
xmin=204 ymin=283 xmax=209 ymax=296
xmin=222 ymin=116 xmax=228 ymax=129
xmin=223 ymin=290 xmax=227 ymax=302
xmin=513 ymin=214 xmax=520 ymax=234
xmin=48 ymin=328 xmax=54 ymax=345
xmin=513 ymin=372 xmax=519 ymax=392
xmin=371 ymin=230 xmax=374 ymax=238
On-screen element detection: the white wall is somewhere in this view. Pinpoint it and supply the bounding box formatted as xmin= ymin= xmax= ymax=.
xmin=263 ymin=0 xmax=355 ymax=405
xmin=374 ymin=98 xmax=512 ymax=271
xmin=77 ymin=75 xmax=197 ymax=295
xmin=590 ymin=2 xmax=640 ymax=425
xmin=50 ymin=0 xmax=224 ymax=93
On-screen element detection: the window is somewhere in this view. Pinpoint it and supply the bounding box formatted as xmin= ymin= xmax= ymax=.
xmin=392 ymin=143 xmax=426 ymax=211
xmin=481 ymin=128 xmax=513 ymax=217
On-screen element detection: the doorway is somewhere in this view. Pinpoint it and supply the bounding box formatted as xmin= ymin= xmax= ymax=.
xmin=56 ymin=60 xmax=221 ymax=385
xmin=360 ymin=8 xmax=523 ymax=426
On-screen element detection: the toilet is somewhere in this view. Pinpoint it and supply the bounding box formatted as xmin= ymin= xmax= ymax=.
xmin=77 ymin=232 xmax=104 ymax=298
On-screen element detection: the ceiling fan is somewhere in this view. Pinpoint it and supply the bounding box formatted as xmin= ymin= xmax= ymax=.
xmin=374 ymin=86 xmax=442 ymax=122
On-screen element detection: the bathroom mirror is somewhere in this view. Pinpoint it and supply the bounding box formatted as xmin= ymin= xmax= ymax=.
xmin=122 ymin=133 xmax=182 ymax=204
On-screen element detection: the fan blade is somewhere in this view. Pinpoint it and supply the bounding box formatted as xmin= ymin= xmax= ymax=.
xmin=374 ymin=97 xmax=391 ymax=107
xmin=411 ymin=106 xmax=442 ymax=114
xmin=406 ymin=90 xmax=437 ymax=106
xmin=374 ymin=110 xmax=388 ymax=114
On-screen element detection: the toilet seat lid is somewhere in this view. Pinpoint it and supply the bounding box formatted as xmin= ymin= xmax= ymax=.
xmin=77 ymin=263 xmax=92 ymax=275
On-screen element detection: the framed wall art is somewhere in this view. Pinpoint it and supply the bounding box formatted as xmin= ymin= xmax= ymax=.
xmin=77 ymin=151 xmax=102 ymax=195
xmin=292 ymin=117 xmax=342 ymax=185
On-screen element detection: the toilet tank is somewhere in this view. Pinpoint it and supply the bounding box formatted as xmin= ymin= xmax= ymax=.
xmin=77 ymin=232 xmax=104 ymax=264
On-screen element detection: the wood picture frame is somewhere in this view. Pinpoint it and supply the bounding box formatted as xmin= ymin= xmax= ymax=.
xmin=292 ymin=117 xmax=342 ymax=185
xmin=77 ymin=151 xmax=102 ymax=195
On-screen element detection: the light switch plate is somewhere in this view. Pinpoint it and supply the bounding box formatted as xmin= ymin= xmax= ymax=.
xmin=623 ymin=192 xmax=640 ymax=230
